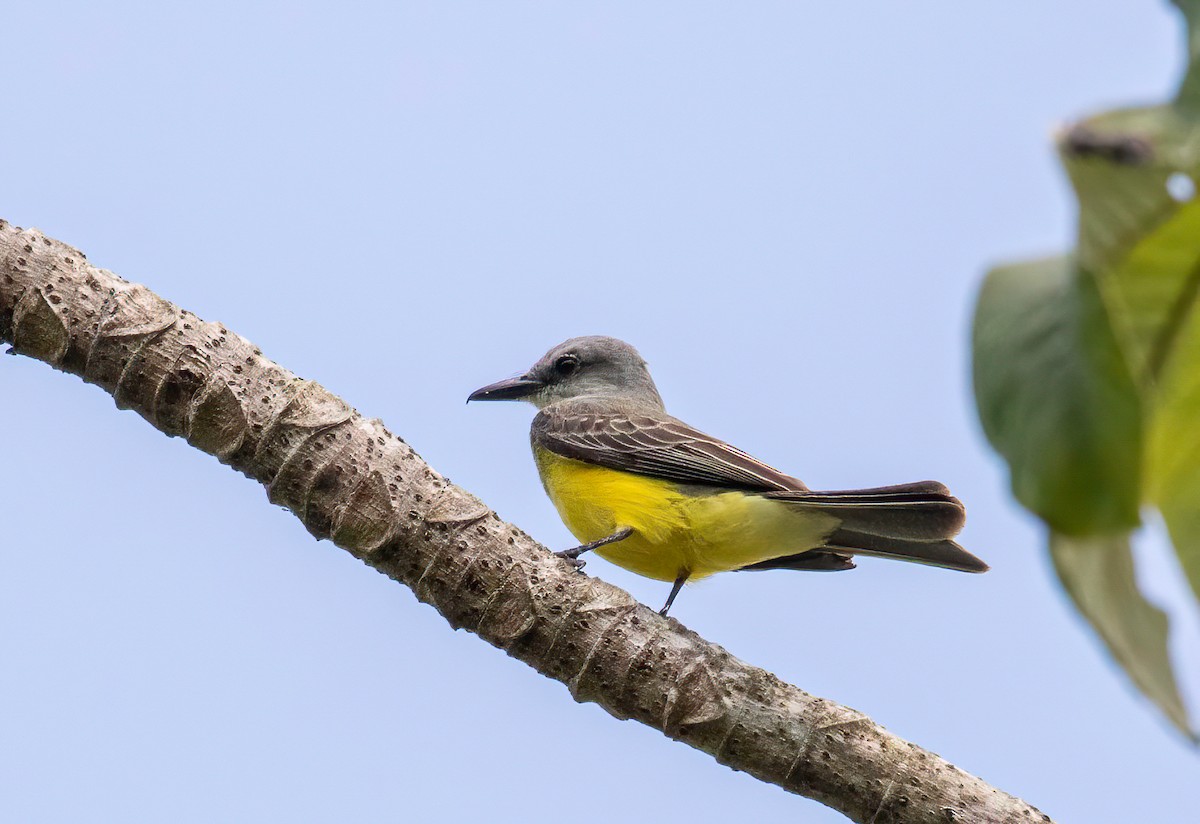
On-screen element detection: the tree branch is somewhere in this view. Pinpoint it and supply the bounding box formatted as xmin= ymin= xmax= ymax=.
xmin=0 ymin=219 xmax=1051 ymax=824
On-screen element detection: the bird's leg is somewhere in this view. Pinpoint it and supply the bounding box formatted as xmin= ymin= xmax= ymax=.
xmin=555 ymin=526 xmax=633 ymax=570
xmin=659 ymin=573 xmax=688 ymax=616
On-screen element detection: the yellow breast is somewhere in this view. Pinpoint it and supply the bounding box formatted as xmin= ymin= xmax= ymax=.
xmin=532 ymin=446 xmax=835 ymax=581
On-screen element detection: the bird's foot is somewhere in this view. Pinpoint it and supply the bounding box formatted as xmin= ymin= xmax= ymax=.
xmin=554 ymin=548 xmax=587 ymax=572
xmin=553 ymin=529 xmax=632 ymax=573
xmin=658 ymin=573 xmax=688 ymax=617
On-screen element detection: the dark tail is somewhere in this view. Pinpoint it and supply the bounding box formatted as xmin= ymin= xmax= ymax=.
xmin=749 ymin=480 xmax=987 ymax=574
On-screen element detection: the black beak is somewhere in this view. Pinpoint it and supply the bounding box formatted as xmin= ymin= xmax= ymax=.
xmin=467 ymin=374 xmax=544 ymax=402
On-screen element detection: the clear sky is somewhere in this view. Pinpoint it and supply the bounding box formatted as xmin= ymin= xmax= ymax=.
xmin=2 ymin=2 xmax=1196 ymax=822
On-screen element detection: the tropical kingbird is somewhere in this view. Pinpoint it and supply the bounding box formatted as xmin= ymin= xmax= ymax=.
xmin=468 ymin=336 xmax=986 ymax=615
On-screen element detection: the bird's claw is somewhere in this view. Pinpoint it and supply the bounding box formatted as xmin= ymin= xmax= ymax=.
xmin=554 ymin=549 xmax=587 ymax=572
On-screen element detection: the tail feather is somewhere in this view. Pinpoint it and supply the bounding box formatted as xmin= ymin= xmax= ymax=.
xmin=743 ymin=480 xmax=987 ymax=574
xmin=763 ymin=480 xmax=966 ymax=541
xmin=825 ymin=529 xmax=988 ymax=573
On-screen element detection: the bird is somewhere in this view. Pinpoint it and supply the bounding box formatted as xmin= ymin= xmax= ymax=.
xmin=467 ymin=336 xmax=986 ymax=616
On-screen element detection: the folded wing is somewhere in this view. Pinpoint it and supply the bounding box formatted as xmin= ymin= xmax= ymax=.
xmin=532 ymin=401 xmax=805 ymax=492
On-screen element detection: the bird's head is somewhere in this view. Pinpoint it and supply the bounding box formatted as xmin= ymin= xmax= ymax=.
xmin=468 ymin=335 xmax=663 ymax=410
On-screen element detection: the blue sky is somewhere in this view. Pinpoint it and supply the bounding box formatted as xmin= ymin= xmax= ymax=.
xmin=2 ymin=3 xmax=1195 ymax=822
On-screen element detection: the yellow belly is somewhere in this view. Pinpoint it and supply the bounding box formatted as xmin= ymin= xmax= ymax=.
xmin=533 ymin=447 xmax=837 ymax=581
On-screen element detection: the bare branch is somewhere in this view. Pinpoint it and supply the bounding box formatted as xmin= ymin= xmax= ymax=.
xmin=0 ymin=219 xmax=1051 ymax=824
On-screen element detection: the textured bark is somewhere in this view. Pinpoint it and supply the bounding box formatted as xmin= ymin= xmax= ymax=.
xmin=0 ymin=219 xmax=1051 ymax=824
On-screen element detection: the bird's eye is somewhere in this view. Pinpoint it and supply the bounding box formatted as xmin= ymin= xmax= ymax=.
xmin=554 ymin=354 xmax=579 ymax=376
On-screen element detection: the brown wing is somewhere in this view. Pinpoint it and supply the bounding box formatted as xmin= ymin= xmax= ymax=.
xmin=531 ymin=402 xmax=805 ymax=492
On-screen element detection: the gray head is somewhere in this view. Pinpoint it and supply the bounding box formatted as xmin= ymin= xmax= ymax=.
xmin=467 ymin=335 xmax=664 ymax=410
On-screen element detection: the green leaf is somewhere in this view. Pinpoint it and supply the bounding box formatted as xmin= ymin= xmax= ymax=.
xmin=972 ymin=256 xmax=1142 ymax=535
xmin=974 ymin=1 xmax=1200 ymax=741
xmin=1147 ymin=295 xmax=1200 ymax=599
xmin=1050 ymin=532 xmax=1194 ymax=739
xmin=1059 ymin=104 xmax=1200 ymax=600
xmin=1060 ymin=105 xmax=1200 ymax=381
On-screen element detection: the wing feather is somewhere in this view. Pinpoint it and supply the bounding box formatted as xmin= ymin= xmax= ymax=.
xmin=532 ymin=402 xmax=805 ymax=492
